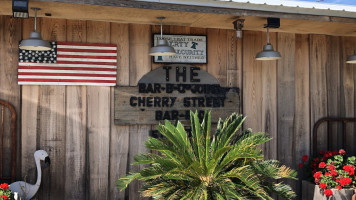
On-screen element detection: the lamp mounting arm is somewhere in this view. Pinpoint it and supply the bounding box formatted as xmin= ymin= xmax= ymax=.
xmin=157 ymin=16 xmax=166 ymax=39
xmin=266 ymin=27 xmax=270 ymax=44
xmin=31 ymin=7 xmax=40 ymax=32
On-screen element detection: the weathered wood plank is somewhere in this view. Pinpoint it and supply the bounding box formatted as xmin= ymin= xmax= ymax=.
xmin=64 ymin=19 xmax=87 ymax=200
xmin=325 ymin=36 xmax=341 ymax=150
xmin=38 ymin=18 xmax=67 ymax=200
xmin=309 ymin=34 xmax=328 ymax=155
xmin=341 ymin=36 xmax=355 ymax=154
xmin=86 ymin=20 xmax=111 ymax=200
xmin=295 ymin=34 xmax=310 ymax=198
xmin=129 ymin=24 xmax=151 ymax=86
xmin=207 ymin=28 xmax=227 ymax=87
xmin=226 ymin=29 xmax=238 ymax=88
xmin=128 ymin=125 xmax=150 ymax=200
xmin=109 ymin=22 xmax=130 ymax=200
xmin=242 ymin=30 xmax=262 ymax=132
xmin=261 ymin=31 xmax=277 ymax=160
xmin=277 ymin=32 xmax=296 ymax=195
xmin=128 ymin=23 xmax=151 ymax=200
xmin=0 ymin=16 xmax=21 ymax=179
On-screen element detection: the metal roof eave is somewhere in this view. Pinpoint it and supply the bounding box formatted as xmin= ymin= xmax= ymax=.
xmin=136 ymin=0 xmax=356 ymax=19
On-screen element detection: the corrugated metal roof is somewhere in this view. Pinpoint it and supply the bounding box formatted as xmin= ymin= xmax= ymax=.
xmin=140 ymin=0 xmax=356 ymax=18
xmin=227 ymin=0 xmax=356 ymax=12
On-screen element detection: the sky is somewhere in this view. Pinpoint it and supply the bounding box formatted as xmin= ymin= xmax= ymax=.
xmin=297 ymin=0 xmax=356 ymax=5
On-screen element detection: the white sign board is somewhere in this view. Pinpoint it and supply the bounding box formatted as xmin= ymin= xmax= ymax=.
xmin=153 ymin=34 xmax=207 ymax=64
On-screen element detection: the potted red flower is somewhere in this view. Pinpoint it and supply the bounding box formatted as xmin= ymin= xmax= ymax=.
xmin=0 ymin=183 xmax=13 ymax=200
xmin=300 ymin=149 xmax=356 ymax=199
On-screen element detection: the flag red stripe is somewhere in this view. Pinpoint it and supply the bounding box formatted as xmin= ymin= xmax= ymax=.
xmin=57 ymin=48 xmax=117 ymax=53
xmin=19 ymin=66 xmax=117 ymax=71
xmin=18 ymin=78 xmax=116 ymax=83
xmin=18 ymin=72 xmax=117 ymax=77
xmin=56 ymin=61 xmax=117 ymax=65
xmin=57 ymin=55 xmax=117 ymax=59
xmin=57 ymin=42 xmax=117 ymax=47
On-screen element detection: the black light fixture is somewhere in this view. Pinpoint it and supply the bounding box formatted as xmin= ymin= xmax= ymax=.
xmin=19 ymin=8 xmax=52 ymax=51
xmin=149 ymin=17 xmax=176 ymax=56
xmin=233 ymin=18 xmax=245 ymax=39
xmin=12 ymin=0 xmax=29 ymax=18
xmin=256 ymin=18 xmax=282 ymax=61
xmin=346 ymin=50 xmax=356 ymax=64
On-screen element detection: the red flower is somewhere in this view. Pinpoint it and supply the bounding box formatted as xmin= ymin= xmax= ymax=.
xmin=332 ymin=151 xmax=338 ymax=155
xmin=324 ymin=189 xmax=333 ymax=197
xmin=337 ymin=185 xmax=342 ymax=190
xmin=325 ymin=172 xmax=331 ymax=176
xmin=314 ymin=172 xmax=322 ymax=179
xmin=298 ymin=163 xmax=303 ymax=168
xmin=311 ymin=162 xmax=317 ymax=169
xmin=320 ymin=150 xmax=324 ymax=155
xmin=340 ymin=178 xmax=352 ymax=186
xmin=302 ymin=155 xmax=309 ymax=162
xmin=319 ymin=162 xmax=326 ymax=168
xmin=0 ymin=183 xmax=9 ymax=190
xmin=314 ymin=157 xmax=319 ymax=162
xmin=319 ymin=182 xmax=327 ymax=189
xmin=330 ymin=170 xmax=337 ymax=177
xmin=339 ymin=149 xmax=346 ymax=156
xmin=327 ymin=164 xmax=335 ymax=171
xmin=336 ymin=179 xmax=340 ymax=183
xmin=343 ymin=165 xmax=355 ymax=175
xmin=0 ymin=195 xmax=8 ymax=200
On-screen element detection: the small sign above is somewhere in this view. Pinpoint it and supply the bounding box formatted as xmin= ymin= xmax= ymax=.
xmin=153 ymin=35 xmax=207 ymax=64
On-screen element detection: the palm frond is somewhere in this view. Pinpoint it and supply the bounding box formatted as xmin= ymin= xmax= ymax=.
xmin=117 ymin=111 xmax=297 ymax=200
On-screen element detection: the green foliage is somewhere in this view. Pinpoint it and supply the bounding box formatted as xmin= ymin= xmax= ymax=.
xmin=117 ymin=111 xmax=297 ymax=199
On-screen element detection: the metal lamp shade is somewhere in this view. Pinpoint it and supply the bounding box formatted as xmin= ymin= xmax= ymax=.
xmin=346 ymin=50 xmax=356 ymax=64
xmin=19 ymin=31 xmax=52 ymax=51
xmin=256 ymin=43 xmax=281 ymax=60
xmin=149 ymin=39 xmax=176 ymax=56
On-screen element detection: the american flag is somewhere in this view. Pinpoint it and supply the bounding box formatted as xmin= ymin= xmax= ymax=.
xmin=18 ymin=42 xmax=117 ymax=86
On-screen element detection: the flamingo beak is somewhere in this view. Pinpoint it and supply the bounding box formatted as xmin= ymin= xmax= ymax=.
xmin=43 ymin=156 xmax=51 ymax=168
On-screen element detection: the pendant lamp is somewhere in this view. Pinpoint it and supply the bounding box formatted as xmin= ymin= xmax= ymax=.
xmin=256 ymin=18 xmax=281 ymax=61
xmin=346 ymin=50 xmax=356 ymax=64
xmin=19 ymin=7 xmax=51 ymax=51
xmin=149 ymin=17 xmax=176 ymax=56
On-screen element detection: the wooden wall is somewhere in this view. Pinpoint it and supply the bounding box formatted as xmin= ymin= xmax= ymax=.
xmin=1 ymin=15 xmax=356 ymax=199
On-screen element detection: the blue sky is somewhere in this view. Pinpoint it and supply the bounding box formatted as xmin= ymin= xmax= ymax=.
xmin=297 ymin=0 xmax=356 ymax=5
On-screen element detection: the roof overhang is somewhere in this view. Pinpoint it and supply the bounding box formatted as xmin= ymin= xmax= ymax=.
xmin=1 ymin=0 xmax=356 ymax=36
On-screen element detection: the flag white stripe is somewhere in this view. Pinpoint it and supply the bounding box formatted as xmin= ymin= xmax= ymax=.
xmin=56 ymin=57 xmax=117 ymax=62
xmin=19 ymin=63 xmax=117 ymax=68
xmin=57 ymin=52 xmax=117 ymax=56
xmin=57 ymin=45 xmax=117 ymax=50
xmin=19 ymin=75 xmax=116 ymax=80
xmin=18 ymin=82 xmax=116 ymax=86
xmin=18 ymin=69 xmax=117 ymax=74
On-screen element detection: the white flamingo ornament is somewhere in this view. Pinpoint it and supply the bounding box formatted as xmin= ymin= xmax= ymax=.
xmin=10 ymin=150 xmax=50 ymax=200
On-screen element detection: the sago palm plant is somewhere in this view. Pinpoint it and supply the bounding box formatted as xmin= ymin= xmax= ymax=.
xmin=117 ymin=111 xmax=297 ymax=199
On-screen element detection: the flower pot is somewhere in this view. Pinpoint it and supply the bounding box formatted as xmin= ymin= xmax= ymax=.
xmin=302 ymin=180 xmax=355 ymax=200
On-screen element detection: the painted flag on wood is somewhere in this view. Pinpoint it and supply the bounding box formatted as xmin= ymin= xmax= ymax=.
xmin=18 ymin=42 xmax=117 ymax=86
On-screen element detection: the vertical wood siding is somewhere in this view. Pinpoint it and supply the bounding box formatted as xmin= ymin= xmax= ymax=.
xmin=0 ymin=15 xmax=356 ymax=199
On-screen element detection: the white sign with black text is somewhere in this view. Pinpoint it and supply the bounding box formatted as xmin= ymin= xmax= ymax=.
xmin=153 ymin=34 xmax=207 ymax=64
